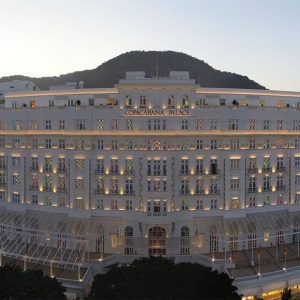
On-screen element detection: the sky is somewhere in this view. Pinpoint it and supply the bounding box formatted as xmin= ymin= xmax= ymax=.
xmin=0 ymin=0 xmax=299 ymax=91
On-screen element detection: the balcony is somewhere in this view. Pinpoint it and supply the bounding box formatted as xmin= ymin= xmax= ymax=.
xmin=57 ymin=187 xmax=67 ymax=193
xmin=124 ymin=191 xmax=135 ymax=196
xmin=248 ymin=187 xmax=258 ymax=193
xmin=109 ymin=190 xmax=119 ymax=195
xmin=124 ymin=170 xmax=135 ymax=176
xmin=30 ymin=166 xmax=39 ymax=172
xmin=262 ymin=187 xmax=271 ymax=192
xmin=262 ymin=167 xmax=272 ymax=173
xmin=110 ymin=169 xmax=119 ymax=175
xmin=179 ymin=171 xmax=189 ymax=176
xmin=43 ymin=186 xmax=53 ymax=192
xmin=276 ymin=185 xmax=286 ymax=191
xmin=209 ymin=169 xmax=220 ymax=175
xmin=94 ymin=169 xmax=105 ymax=175
xmin=195 ymin=170 xmax=204 ymax=176
xmin=94 ymin=189 xmax=105 ymax=195
xmin=210 ymin=189 xmax=221 ymax=195
xmin=276 ymin=166 xmax=286 ymax=172
xmin=57 ymin=168 xmax=67 ymax=174
xmin=247 ymin=167 xmax=258 ymax=174
xmin=29 ymin=185 xmax=39 ymax=191
xmin=195 ymin=190 xmax=205 ymax=195
xmin=44 ymin=167 xmax=53 ymax=173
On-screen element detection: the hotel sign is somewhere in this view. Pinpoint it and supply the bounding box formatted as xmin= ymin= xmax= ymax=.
xmin=124 ymin=109 xmax=189 ymax=116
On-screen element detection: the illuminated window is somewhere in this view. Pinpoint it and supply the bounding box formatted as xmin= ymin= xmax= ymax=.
xmin=181 ymin=200 xmax=189 ymax=211
xmin=75 ymin=159 xmax=84 ymax=170
xmin=263 ymin=139 xmax=270 ymax=149
xmin=97 ymin=119 xmax=104 ymax=130
xmin=263 ymin=195 xmax=270 ymax=206
xmin=111 ymin=199 xmax=118 ymax=210
xmin=12 ymin=139 xmax=20 ymax=148
xmin=12 ymin=193 xmax=20 ymax=203
xmin=12 ymin=174 xmax=20 ymax=184
xmin=75 ymin=178 xmax=84 ymax=190
xmin=231 ymin=198 xmax=240 ymax=209
xmin=231 ymin=159 xmax=240 ymax=169
xmin=263 ymin=120 xmax=271 ymax=130
xmin=181 ymin=140 xmax=188 ymax=150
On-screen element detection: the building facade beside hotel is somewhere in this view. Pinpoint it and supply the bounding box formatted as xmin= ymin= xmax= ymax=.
xmin=1 ymin=72 xmax=300 ymax=298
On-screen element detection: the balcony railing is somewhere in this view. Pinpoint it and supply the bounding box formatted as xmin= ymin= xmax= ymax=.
xmin=276 ymin=166 xmax=286 ymax=172
xmin=57 ymin=187 xmax=67 ymax=193
xmin=276 ymin=185 xmax=286 ymax=191
xmin=0 ymin=165 xmax=6 ymax=170
xmin=57 ymin=168 xmax=67 ymax=173
xmin=94 ymin=169 xmax=105 ymax=175
xmin=248 ymin=187 xmax=258 ymax=193
xmin=209 ymin=189 xmax=221 ymax=195
xmin=110 ymin=169 xmax=119 ymax=175
xmin=262 ymin=167 xmax=272 ymax=173
xmin=94 ymin=189 xmax=105 ymax=195
xmin=29 ymin=185 xmax=39 ymax=191
xmin=43 ymin=186 xmax=53 ymax=192
xmin=263 ymin=187 xmax=271 ymax=192
xmin=44 ymin=167 xmax=52 ymax=173
xmin=247 ymin=167 xmax=258 ymax=174
xmin=124 ymin=191 xmax=135 ymax=196
xmin=30 ymin=166 xmax=39 ymax=172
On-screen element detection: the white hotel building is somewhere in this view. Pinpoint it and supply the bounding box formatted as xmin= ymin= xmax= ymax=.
xmin=1 ymin=72 xmax=300 ymax=298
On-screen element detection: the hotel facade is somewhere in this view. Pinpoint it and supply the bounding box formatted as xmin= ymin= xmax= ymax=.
xmin=1 ymin=72 xmax=300 ymax=298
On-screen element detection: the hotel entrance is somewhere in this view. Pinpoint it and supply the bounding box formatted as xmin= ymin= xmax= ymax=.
xmin=148 ymin=226 xmax=166 ymax=256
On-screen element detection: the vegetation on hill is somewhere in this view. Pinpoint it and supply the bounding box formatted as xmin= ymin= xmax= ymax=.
xmin=0 ymin=263 xmax=66 ymax=300
xmin=88 ymin=256 xmax=241 ymax=300
xmin=0 ymin=51 xmax=265 ymax=90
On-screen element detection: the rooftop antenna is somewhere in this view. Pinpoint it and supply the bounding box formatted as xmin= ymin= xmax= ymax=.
xmin=156 ymin=54 xmax=159 ymax=78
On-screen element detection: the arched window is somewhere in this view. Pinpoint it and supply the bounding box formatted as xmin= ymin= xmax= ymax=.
xmin=180 ymin=226 xmax=190 ymax=254
xmin=125 ymin=226 xmax=134 ymax=255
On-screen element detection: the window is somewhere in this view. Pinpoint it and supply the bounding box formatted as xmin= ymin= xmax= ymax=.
xmin=196 ymin=98 xmax=206 ymax=106
xmin=12 ymin=193 xmax=20 ymax=203
xmin=96 ymin=178 xmax=104 ymax=194
xmin=111 ymin=119 xmax=118 ymax=130
xmin=0 ymin=138 xmax=5 ymax=148
xmin=181 ymin=159 xmax=189 ymax=175
xmin=59 ymin=139 xmax=65 ymax=149
xmin=32 ymin=195 xmax=38 ymax=204
xmin=153 ymin=159 xmax=161 ymax=176
xmin=277 ymin=157 xmax=284 ymax=171
xmin=231 ymin=178 xmax=239 ymax=189
xmin=126 ymin=139 xmax=133 ymax=150
xmin=0 ymin=173 xmax=5 ymax=186
xmin=125 ymin=179 xmax=133 ymax=195
xmin=59 ymin=197 xmax=66 ymax=207
xmin=88 ymin=98 xmax=94 ymax=106
xmin=125 ymin=95 xmax=132 ymax=107
xmin=210 ymin=140 xmax=217 ymax=150
xmin=263 ymin=120 xmax=271 ymax=130
xmin=75 ymin=178 xmax=84 ymax=190
xmin=196 ymin=140 xmax=203 ymax=150
xmin=181 ymin=200 xmax=189 ymax=211
xmin=249 ymin=197 xmax=256 ymax=207
xmin=125 ymin=159 xmax=134 ymax=175
xmin=210 ymin=199 xmax=218 ymax=210
xmin=263 ymin=176 xmax=270 ymax=191
xmin=296 ymin=194 xmax=300 ymax=204
xmin=249 ymin=119 xmax=256 ymax=130
xmin=96 ymin=199 xmax=103 ymax=210
xmin=96 ymin=159 xmax=104 ymax=174
xmin=12 ymin=156 xmax=20 ymax=167
xmin=75 ymin=159 xmax=84 ymax=170
xmin=139 ymin=95 xmax=146 ymax=107
xmin=197 ymin=199 xmax=203 ymax=210
xmin=196 ymin=119 xmax=203 ymax=130
xmin=249 ymin=139 xmax=256 ymax=149
xmin=277 ymin=120 xmax=284 ymax=130
xmin=45 ymin=120 xmax=52 ymax=130
xmin=231 ymin=159 xmax=240 ymax=169
xmin=32 ymin=139 xmax=38 ymax=149
xmin=210 ymin=119 xmax=217 ymax=130
xmin=196 ymin=179 xmax=204 ymax=194
xmin=97 ymin=119 xmax=104 ymax=130
xmin=111 ymin=139 xmax=118 ymax=150
xmin=293 ymin=120 xmax=300 ymax=130
xmin=76 ymin=119 xmax=86 ymax=130
xmin=181 ymin=179 xmax=189 ymax=195
xmin=181 ymin=119 xmax=188 ymax=130
xmin=12 ymin=139 xmax=20 ymax=148
xmin=12 ymin=174 xmax=20 ymax=184
xmin=296 ymin=139 xmax=300 ymax=149
xmin=0 ymin=156 xmax=5 ymax=169
xmin=59 ymin=120 xmax=65 ymax=130
xmin=13 ymin=120 xmax=23 ymax=130
xmin=44 ymin=175 xmax=52 ymax=191
xmin=97 ymin=139 xmax=104 ymax=150
xmin=49 ymin=100 xmax=54 ymax=106
xmin=296 ymin=157 xmax=300 ymax=167
xmin=45 ymin=139 xmax=51 ymax=149
xmin=230 ymin=139 xmax=239 ymax=150
xmin=125 ymin=200 xmax=133 ymax=211
xmin=111 ymin=199 xmax=118 ymax=210
xmin=126 ymin=119 xmax=133 ymax=130
xmin=111 ymin=159 xmax=119 ymax=174
xmin=249 ymin=177 xmax=256 ymax=191
xmin=263 ymin=195 xmax=270 ymax=206
xmin=30 ymin=120 xmax=38 ymax=130
xmin=182 ymin=95 xmax=189 ymax=108
xmin=231 ymin=198 xmax=240 ymax=209
xmin=263 ymin=139 xmax=270 ymax=149
xmin=196 ymin=159 xmax=203 ymax=175
xmin=229 ymin=119 xmax=239 ymax=130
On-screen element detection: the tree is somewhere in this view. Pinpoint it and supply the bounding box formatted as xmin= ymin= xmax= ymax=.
xmin=281 ymin=288 xmax=292 ymax=300
xmin=88 ymin=257 xmax=241 ymax=299
xmin=0 ymin=263 xmax=66 ymax=300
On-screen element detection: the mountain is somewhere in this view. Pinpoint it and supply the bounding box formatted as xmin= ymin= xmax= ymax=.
xmin=0 ymin=51 xmax=266 ymax=90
